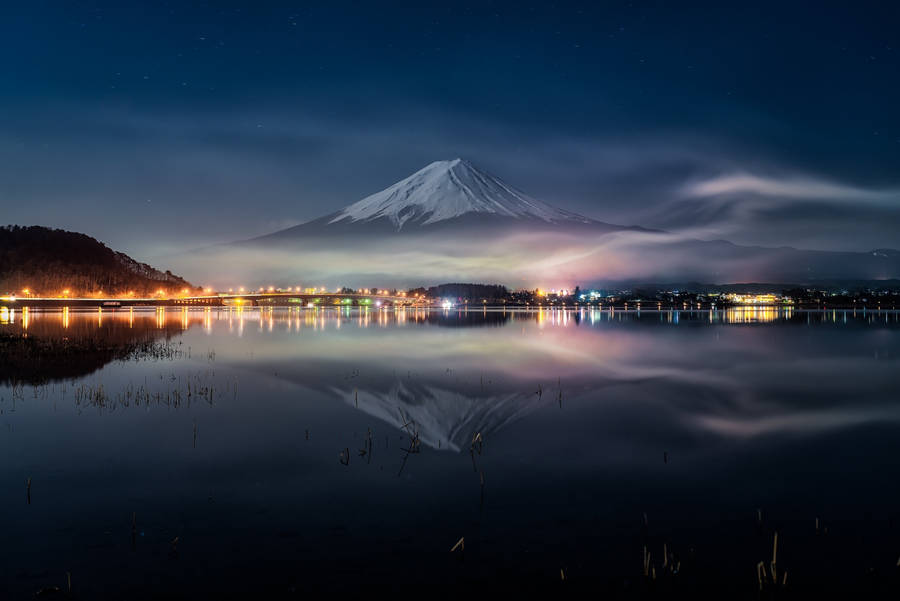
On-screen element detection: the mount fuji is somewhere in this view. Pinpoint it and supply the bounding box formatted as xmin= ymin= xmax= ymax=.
xmin=168 ymin=159 xmax=900 ymax=288
xmin=250 ymin=158 xmax=643 ymax=242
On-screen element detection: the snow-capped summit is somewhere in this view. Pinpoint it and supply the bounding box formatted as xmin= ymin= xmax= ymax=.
xmin=328 ymin=158 xmax=595 ymax=230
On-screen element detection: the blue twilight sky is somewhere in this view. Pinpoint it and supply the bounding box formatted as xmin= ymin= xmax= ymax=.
xmin=1 ymin=0 xmax=898 ymax=257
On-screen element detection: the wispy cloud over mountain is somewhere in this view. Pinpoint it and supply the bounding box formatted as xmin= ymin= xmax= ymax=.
xmin=683 ymin=172 xmax=900 ymax=203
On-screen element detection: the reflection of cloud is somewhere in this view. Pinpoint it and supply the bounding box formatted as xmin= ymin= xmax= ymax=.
xmin=265 ymin=317 xmax=900 ymax=452
xmin=227 ymin=316 xmax=751 ymax=452
xmin=694 ymin=407 xmax=900 ymax=438
xmin=15 ymin=307 xmax=899 ymax=462
xmin=675 ymin=353 xmax=900 ymax=440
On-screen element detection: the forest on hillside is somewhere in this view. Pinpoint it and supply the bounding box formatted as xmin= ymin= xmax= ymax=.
xmin=0 ymin=225 xmax=196 ymax=296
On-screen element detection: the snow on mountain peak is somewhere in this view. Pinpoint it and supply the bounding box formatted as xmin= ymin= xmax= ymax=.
xmin=328 ymin=158 xmax=594 ymax=229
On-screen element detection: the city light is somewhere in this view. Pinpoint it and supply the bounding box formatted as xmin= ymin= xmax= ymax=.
xmin=724 ymin=293 xmax=783 ymax=305
xmin=0 ymin=283 xmax=851 ymax=310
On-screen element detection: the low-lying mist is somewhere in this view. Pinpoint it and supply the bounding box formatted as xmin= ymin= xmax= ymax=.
xmin=165 ymin=228 xmax=900 ymax=290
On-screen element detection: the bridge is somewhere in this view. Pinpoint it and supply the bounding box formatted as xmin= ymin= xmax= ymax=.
xmin=186 ymin=292 xmax=416 ymax=307
xmin=1 ymin=292 xmax=419 ymax=309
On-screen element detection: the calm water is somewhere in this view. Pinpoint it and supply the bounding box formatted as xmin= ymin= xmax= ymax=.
xmin=2 ymin=306 xmax=900 ymax=599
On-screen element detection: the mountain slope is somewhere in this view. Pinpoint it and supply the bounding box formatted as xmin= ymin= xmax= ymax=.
xmin=245 ymin=158 xmax=644 ymax=246
xmin=0 ymin=225 xmax=196 ymax=296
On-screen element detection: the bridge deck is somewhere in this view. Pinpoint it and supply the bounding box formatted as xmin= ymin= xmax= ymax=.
xmin=1 ymin=292 xmax=417 ymax=308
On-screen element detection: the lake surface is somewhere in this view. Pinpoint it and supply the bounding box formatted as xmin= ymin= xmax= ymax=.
xmin=2 ymin=306 xmax=900 ymax=599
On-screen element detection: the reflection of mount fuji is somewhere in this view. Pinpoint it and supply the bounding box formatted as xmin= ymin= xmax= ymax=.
xmin=334 ymin=378 xmax=549 ymax=451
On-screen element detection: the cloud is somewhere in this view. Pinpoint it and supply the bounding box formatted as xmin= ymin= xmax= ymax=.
xmin=683 ymin=172 xmax=900 ymax=204
xmin=645 ymin=170 xmax=900 ymax=250
xmin=4 ymin=100 xmax=900 ymax=259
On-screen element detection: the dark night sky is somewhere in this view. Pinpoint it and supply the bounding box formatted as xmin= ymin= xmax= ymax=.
xmin=1 ymin=1 xmax=898 ymax=258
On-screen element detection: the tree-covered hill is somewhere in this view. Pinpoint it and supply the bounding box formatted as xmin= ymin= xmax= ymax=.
xmin=0 ymin=225 xmax=196 ymax=296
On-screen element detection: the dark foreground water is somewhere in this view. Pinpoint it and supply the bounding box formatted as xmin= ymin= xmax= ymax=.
xmin=1 ymin=306 xmax=900 ymax=599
